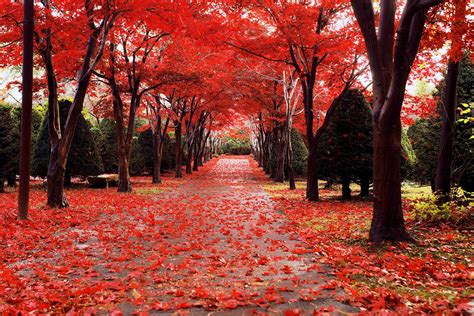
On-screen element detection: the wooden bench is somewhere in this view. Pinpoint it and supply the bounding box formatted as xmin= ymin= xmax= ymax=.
xmin=87 ymin=174 xmax=119 ymax=188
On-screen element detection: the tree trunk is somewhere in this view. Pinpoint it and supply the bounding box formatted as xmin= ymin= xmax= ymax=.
xmin=64 ymin=174 xmax=72 ymax=187
xmin=185 ymin=142 xmax=193 ymax=174
xmin=435 ymin=60 xmax=460 ymax=201
xmin=306 ymin=147 xmax=319 ymax=201
xmin=45 ymin=20 xmax=107 ymax=207
xmin=360 ymin=174 xmax=370 ymax=197
xmin=193 ymin=138 xmax=200 ymax=171
xmin=0 ymin=179 xmax=5 ymax=193
xmin=7 ymin=176 xmax=15 ymax=187
xmin=117 ymin=144 xmax=131 ymax=192
xmin=175 ymin=122 xmax=183 ymax=178
xmin=152 ymin=132 xmax=163 ymax=184
xmin=275 ymin=128 xmax=286 ymax=182
xmin=287 ymin=132 xmax=296 ymax=190
xmin=47 ymin=142 xmax=69 ymax=207
xmin=342 ymin=174 xmax=352 ymax=200
xmin=264 ymin=131 xmax=272 ymax=174
xmin=370 ymin=120 xmax=411 ymax=242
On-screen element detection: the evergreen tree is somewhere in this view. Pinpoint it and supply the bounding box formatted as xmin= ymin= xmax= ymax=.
xmin=317 ymin=89 xmax=373 ymax=199
xmin=407 ymin=117 xmax=439 ymax=187
xmin=290 ymin=129 xmax=308 ymax=176
xmin=0 ymin=104 xmax=17 ymax=192
xmin=32 ymin=100 xmax=103 ymax=182
xmin=137 ymin=129 xmax=154 ymax=175
xmin=95 ymin=118 xmax=119 ymax=174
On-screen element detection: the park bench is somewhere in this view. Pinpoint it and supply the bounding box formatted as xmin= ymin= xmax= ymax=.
xmin=87 ymin=174 xmax=119 ymax=188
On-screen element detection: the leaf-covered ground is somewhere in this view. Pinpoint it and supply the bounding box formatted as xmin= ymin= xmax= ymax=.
xmin=1 ymin=156 xmax=355 ymax=314
xmin=264 ymin=174 xmax=473 ymax=314
xmin=1 ymin=156 xmax=472 ymax=314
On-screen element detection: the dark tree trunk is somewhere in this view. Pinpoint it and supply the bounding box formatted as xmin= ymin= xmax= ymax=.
xmin=7 ymin=176 xmax=15 ymax=187
xmin=263 ymin=132 xmax=271 ymax=174
xmin=324 ymin=179 xmax=333 ymax=189
xmin=360 ymin=174 xmax=370 ymax=197
xmin=44 ymin=9 xmax=114 ymax=207
xmin=350 ymin=0 xmax=439 ymax=242
xmin=117 ymin=144 xmax=131 ymax=192
xmin=435 ymin=60 xmax=460 ymax=201
xmin=370 ymin=119 xmax=411 ymax=242
xmin=175 ymin=122 xmax=183 ymax=178
xmin=47 ymin=143 xmax=69 ymax=207
xmin=64 ymin=174 xmax=72 ymax=187
xmin=306 ymin=147 xmax=319 ymax=201
xmin=0 ymin=179 xmax=5 ymax=193
xmin=342 ymin=174 xmax=352 ymax=200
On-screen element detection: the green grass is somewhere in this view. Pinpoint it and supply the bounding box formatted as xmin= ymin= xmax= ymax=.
xmin=135 ymin=187 xmax=164 ymax=196
xmin=402 ymin=183 xmax=432 ymax=199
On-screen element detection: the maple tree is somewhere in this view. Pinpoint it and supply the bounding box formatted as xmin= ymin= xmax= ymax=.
xmin=93 ymin=7 xmax=172 ymax=192
xmin=229 ymin=1 xmax=368 ymax=200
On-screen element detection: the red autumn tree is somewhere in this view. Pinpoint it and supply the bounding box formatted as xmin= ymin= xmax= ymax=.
xmin=228 ymin=1 xmax=367 ymax=200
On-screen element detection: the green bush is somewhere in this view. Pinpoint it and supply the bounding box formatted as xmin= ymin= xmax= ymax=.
xmin=94 ymin=118 xmax=119 ymax=174
xmin=32 ymin=100 xmax=103 ymax=180
xmin=407 ymin=117 xmax=439 ymax=185
xmin=291 ymin=129 xmax=308 ymax=176
xmin=222 ymin=136 xmax=251 ymax=155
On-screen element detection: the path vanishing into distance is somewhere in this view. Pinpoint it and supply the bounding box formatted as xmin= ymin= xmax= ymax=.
xmin=117 ymin=156 xmax=356 ymax=314
xmin=2 ymin=156 xmax=357 ymax=314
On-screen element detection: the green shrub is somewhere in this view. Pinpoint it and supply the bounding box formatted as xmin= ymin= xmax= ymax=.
xmin=222 ymin=136 xmax=251 ymax=155
xmin=409 ymin=188 xmax=473 ymax=228
xmin=291 ymin=129 xmax=308 ymax=176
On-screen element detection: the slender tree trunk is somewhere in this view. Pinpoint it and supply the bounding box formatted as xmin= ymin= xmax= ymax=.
xmin=435 ymin=60 xmax=460 ymax=200
xmin=342 ymin=174 xmax=352 ymax=200
xmin=186 ymin=141 xmax=193 ymax=174
xmin=175 ymin=122 xmax=183 ymax=178
xmin=193 ymin=138 xmax=200 ymax=171
xmin=287 ymin=131 xmax=296 ymax=190
xmin=152 ymin=132 xmax=163 ymax=184
xmin=275 ymin=127 xmax=286 ymax=182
